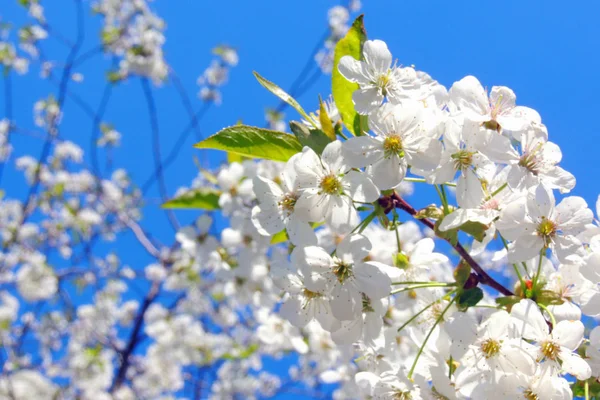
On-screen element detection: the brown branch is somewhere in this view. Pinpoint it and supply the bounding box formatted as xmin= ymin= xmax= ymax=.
xmin=393 ymin=195 xmax=514 ymax=296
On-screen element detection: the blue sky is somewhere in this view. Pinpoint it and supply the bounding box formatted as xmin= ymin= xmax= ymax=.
xmin=4 ymin=0 xmax=600 ymax=241
xmin=2 ymin=0 xmax=600 ymax=397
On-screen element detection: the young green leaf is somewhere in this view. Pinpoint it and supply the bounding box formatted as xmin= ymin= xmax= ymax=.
xmin=332 ymin=15 xmax=367 ymax=136
xmin=162 ymin=188 xmax=221 ymax=210
xmin=253 ymin=71 xmax=317 ymax=127
xmin=318 ymin=96 xmax=336 ymax=140
xmin=457 ymin=287 xmax=484 ymax=310
xmin=289 ymin=121 xmax=333 ymax=155
xmin=194 ymin=125 xmax=303 ymax=162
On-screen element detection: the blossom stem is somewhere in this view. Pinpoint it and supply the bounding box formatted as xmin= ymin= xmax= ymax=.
xmin=391 ymin=281 xmax=451 ymax=285
xmin=404 ymin=177 xmax=456 ymax=187
xmin=585 ymin=380 xmax=590 ymax=400
xmin=396 ymin=299 xmax=437 ymax=333
xmin=435 ymin=185 xmax=450 ymax=215
xmin=407 ymin=295 xmax=457 ymax=380
xmin=538 ymin=303 xmax=556 ymax=327
xmin=390 ymin=283 xmax=453 ymax=295
xmin=490 ymin=182 xmax=508 ymax=198
xmin=532 ymin=250 xmax=545 ymax=292
xmin=500 ymin=234 xmax=526 ymax=291
xmin=394 ymin=195 xmax=514 ymax=296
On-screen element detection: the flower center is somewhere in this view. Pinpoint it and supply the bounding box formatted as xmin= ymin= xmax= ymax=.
xmin=540 ymin=340 xmax=560 ymax=361
xmin=392 ymin=391 xmax=413 ymax=400
xmin=480 ymin=338 xmax=501 ymax=358
xmin=383 ymin=135 xmax=404 ymax=158
xmin=524 ymin=390 xmax=539 ymax=400
xmin=375 ymin=73 xmax=391 ymax=96
xmin=302 ymin=288 xmax=321 ymax=300
xmin=278 ymin=193 xmax=298 ymax=214
xmin=482 ymin=119 xmax=501 ymax=132
xmin=319 ymin=174 xmax=343 ymax=195
xmin=451 ymin=150 xmax=475 ymax=171
xmin=333 ymin=260 xmax=353 ymax=283
xmin=536 ymin=217 xmax=557 ymax=247
xmin=362 ymin=294 xmax=375 ymax=313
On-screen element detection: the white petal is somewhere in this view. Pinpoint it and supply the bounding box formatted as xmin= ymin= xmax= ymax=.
xmin=510 ymin=299 xmax=548 ymax=341
xmin=251 ymin=205 xmax=285 ymax=236
xmin=344 ymin=170 xmax=380 ymax=203
xmin=338 ymin=56 xmax=370 ymax=84
xmin=553 ymin=320 xmax=584 ymax=351
xmin=342 ymin=136 xmax=382 ymax=168
xmin=353 ymin=262 xmax=392 ymax=300
xmin=363 ymin=40 xmax=392 ymax=74
xmin=368 ymin=155 xmax=407 ymax=190
xmin=353 ymin=87 xmax=383 ymax=115
xmin=559 ymin=350 xmax=591 ymax=380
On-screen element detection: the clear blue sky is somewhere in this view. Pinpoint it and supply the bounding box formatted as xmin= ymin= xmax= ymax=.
xmin=4 ymin=0 xmax=600 ymax=241
xmin=2 ymin=0 xmax=600 ymax=397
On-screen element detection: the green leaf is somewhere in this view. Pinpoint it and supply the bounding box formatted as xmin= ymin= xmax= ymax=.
xmin=332 ymin=15 xmax=367 ymax=136
xmin=253 ymin=71 xmax=317 ymax=127
xmin=434 ymin=215 xmax=488 ymax=244
xmin=162 ymin=188 xmax=221 ymax=210
xmin=458 ymin=221 xmax=488 ymax=242
xmin=194 ymin=125 xmax=302 ymax=162
xmin=289 ymin=121 xmax=333 ymax=155
xmin=318 ymin=96 xmax=336 ymax=140
xmin=453 ymin=261 xmax=471 ymax=287
xmin=221 ymin=343 xmax=259 ymax=360
xmin=270 ymin=222 xmax=324 ymax=245
xmin=457 ymin=287 xmax=483 ymax=310
xmin=200 ymin=169 xmax=218 ymax=185
xmin=495 ymin=295 xmax=522 ymax=308
xmin=227 ymin=152 xmax=246 ymax=164
xmin=536 ymin=290 xmax=564 ymax=306
xmin=270 ymin=230 xmax=289 ymax=245
xmin=434 ymin=219 xmax=458 ymax=246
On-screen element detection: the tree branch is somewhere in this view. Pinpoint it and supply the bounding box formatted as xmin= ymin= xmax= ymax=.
xmin=394 ymin=195 xmax=514 ymax=296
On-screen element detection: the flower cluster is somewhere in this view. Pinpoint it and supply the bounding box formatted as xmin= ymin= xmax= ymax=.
xmin=95 ymin=0 xmax=169 ymax=83
xmin=2 ymin=1 xmax=600 ymax=399
xmin=246 ymin=36 xmax=600 ymax=399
